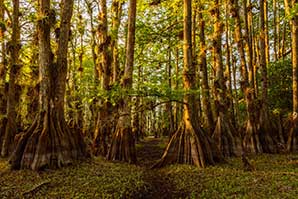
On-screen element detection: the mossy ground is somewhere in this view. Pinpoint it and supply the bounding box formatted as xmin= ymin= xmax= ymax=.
xmin=1 ymin=137 xmax=298 ymax=198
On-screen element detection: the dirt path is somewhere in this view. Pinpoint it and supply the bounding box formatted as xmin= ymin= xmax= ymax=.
xmin=136 ymin=137 xmax=165 ymax=168
xmin=136 ymin=137 xmax=177 ymax=199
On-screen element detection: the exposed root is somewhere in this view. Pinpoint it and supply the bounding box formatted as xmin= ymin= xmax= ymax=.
xmin=243 ymin=88 xmax=262 ymax=154
xmin=258 ymin=107 xmax=277 ymax=153
xmin=212 ymin=113 xmax=242 ymax=157
xmin=106 ymin=116 xmax=136 ymax=163
xmin=92 ymin=116 xmax=108 ymax=156
xmin=22 ymin=180 xmax=51 ymax=196
xmin=1 ymin=117 xmax=17 ymax=157
xmin=241 ymin=154 xmax=256 ymax=172
xmin=287 ymin=126 xmax=298 ymax=152
xmin=287 ymin=112 xmax=298 ymax=152
xmin=274 ymin=112 xmax=286 ymax=150
xmin=243 ymin=119 xmax=262 ymax=154
xmin=0 ymin=117 xmax=7 ymax=152
xmin=152 ymin=119 xmax=221 ymax=169
xmin=9 ymin=110 xmax=87 ymax=170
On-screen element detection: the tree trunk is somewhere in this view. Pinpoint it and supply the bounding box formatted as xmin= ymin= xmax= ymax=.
xmin=153 ymin=0 xmax=222 ymax=168
xmin=229 ymin=0 xmax=259 ymax=154
xmin=1 ymin=0 xmax=21 ymax=157
xmin=0 ymin=0 xmax=6 ymax=129
xmin=258 ymin=0 xmax=277 ymax=153
xmin=107 ymin=0 xmax=137 ymax=163
xmin=85 ymin=0 xmax=99 ymax=135
xmin=229 ymin=0 xmax=248 ymax=85
xmin=244 ymin=0 xmax=255 ymax=88
xmin=173 ymin=47 xmax=181 ymax=131
xmin=92 ymin=0 xmax=112 ymax=157
xmin=285 ymin=0 xmax=298 ymax=152
xmin=260 ymin=0 xmax=268 ymax=104
xmin=111 ymin=0 xmax=123 ymax=83
xmin=198 ymin=2 xmax=213 ymax=135
xmin=74 ymin=8 xmax=84 ymax=132
xmin=0 ymin=0 xmax=5 ymax=81
xmin=26 ymin=29 xmax=39 ymax=124
xmin=232 ymin=56 xmax=239 ymax=128
xmin=9 ymin=0 xmax=86 ymax=170
xmin=273 ymin=0 xmax=278 ymax=61
xmin=225 ymin=0 xmax=236 ymax=129
xmin=243 ymin=88 xmax=262 ymax=153
xmin=165 ymin=45 xmax=174 ymax=136
xmin=212 ymin=0 xmax=240 ymax=157
xmin=264 ymin=0 xmax=270 ymax=64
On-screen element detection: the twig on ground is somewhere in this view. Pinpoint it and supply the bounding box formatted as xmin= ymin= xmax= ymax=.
xmin=22 ymin=180 xmax=51 ymax=195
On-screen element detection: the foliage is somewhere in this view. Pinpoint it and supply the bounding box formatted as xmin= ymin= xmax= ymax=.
xmin=268 ymin=59 xmax=292 ymax=112
xmin=0 ymin=157 xmax=146 ymax=198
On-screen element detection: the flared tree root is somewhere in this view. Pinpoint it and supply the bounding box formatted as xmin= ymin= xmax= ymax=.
xmin=9 ymin=110 xmax=87 ymax=170
xmin=106 ymin=120 xmax=136 ymax=163
xmin=243 ymin=119 xmax=263 ymax=154
xmin=287 ymin=112 xmax=298 ymax=152
xmin=0 ymin=117 xmax=7 ymax=153
xmin=1 ymin=117 xmax=17 ymax=157
xmin=243 ymin=88 xmax=262 ymax=154
xmin=287 ymin=127 xmax=298 ymax=152
xmin=92 ymin=118 xmax=108 ymax=156
xmin=92 ymin=132 xmax=108 ymax=156
xmin=152 ymin=120 xmax=221 ymax=169
xmin=258 ymin=107 xmax=278 ymax=153
xmin=212 ymin=113 xmax=242 ymax=157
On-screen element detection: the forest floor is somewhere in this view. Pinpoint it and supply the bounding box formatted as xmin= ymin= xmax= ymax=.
xmin=1 ymin=137 xmax=298 ymax=198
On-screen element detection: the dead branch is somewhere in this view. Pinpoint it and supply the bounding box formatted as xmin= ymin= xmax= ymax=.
xmin=22 ymin=180 xmax=51 ymax=196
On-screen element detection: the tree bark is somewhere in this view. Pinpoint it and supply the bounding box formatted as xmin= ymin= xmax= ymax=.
xmin=166 ymin=45 xmax=174 ymax=135
xmin=225 ymin=0 xmax=236 ymax=129
xmin=111 ymin=0 xmax=123 ymax=83
xmin=212 ymin=0 xmax=240 ymax=157
xmin=198 ymin=2 xmax=213 ymax=135
xmin=85 ymin=0 xmax=98 ymax=82
xmin=264 ymin=0 xmax=270 ymax=64
xmin=285 ymin=0 xmax=298 ymax=152
xmin=173 ymin=47 xmax=181 ymax=131
xmin=0 ymin=0 xmax=5 ymax=149
xmin=92 ymin=0 xmax=112 ymax=157
xmin=273 ymin=0 xmax=278 ymax=61
xmin=153 ymin=0 xmax=222 ymax=168
xmin=229 ymin=0 xmax=248 ymax=86
xmin=107 ymin=0 xmax=137 ymax=163
xmin=1 ymin=0 xmax=21 ymax=157
xmin=229 ymin=0 xmax=259 ymax=154
xmin=9 ymin=0 xmax=86 ymax=170
xmin=258 ymin=0 xmax=277 ymax=153
xmin=85 ymin=0 xmax=99 ymax=135
xmin=0 ymin=0 xmax=6 ymax=123
xmin=244 ymin=0 xmax=255 ymax=88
